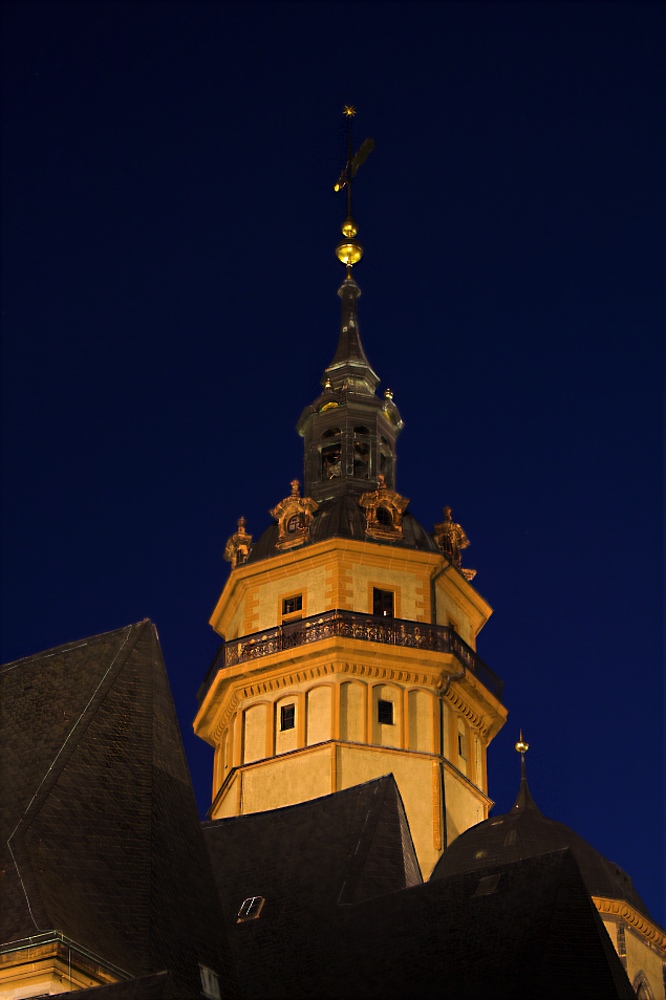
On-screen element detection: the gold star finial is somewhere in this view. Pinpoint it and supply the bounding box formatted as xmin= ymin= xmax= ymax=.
xmin=343 ymin=105 xmax=357 ymax=117
xmin=515 ymin=730 xmax=529 ymax=754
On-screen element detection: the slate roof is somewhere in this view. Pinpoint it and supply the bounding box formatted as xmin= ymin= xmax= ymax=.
xmin=431 ymin=767 xmax=653 ymax=920
xmin=0 ymin=621 xmax=238 ymax=999
xmin=247 ymin=496 xmax=440 ymax=564
xmin=321 ymin=848 xmax=636 ymax=999
xmin=203 ymin=775 xmax=422 ymax=998
xmin=203 ymin=776 xmax=634 ymax=999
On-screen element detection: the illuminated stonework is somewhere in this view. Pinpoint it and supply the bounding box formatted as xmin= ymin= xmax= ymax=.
xmin=269 ymin=480 xmax=319 ymax=552
xmin=359 ymin=475 xmax=409 ymax=542
xmin=224 ymin=516 xmax=253 ymax=569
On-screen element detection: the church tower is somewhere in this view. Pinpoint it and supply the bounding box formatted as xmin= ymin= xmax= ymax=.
xmin=194 ymin=111 xmax=507 ymax=877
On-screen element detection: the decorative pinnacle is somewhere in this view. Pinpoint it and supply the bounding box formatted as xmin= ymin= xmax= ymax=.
xmin=515 ymin=730 xmax=529 ymax=754
xmin=334 ymin=106 xmax=374 ymax=275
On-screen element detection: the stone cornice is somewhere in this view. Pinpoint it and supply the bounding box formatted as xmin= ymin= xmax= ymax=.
xmin=593 ymin=897 xmax=666 ymax=952
xmin=210 ymin=658 xmax=488 ymax=743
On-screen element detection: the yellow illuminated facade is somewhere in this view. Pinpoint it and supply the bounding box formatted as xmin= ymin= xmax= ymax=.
xmin=196 ymin=529 xmax=506 ymax=878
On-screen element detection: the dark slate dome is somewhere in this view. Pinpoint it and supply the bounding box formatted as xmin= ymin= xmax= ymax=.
xmin=246 ymin=495 xmax=440 ymax=564
xmin=431 ymin=767 xmax=653 ymax=920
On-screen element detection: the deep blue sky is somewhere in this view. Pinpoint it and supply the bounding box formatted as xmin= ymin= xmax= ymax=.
xmin=2 ymin=2 xmax=663 ymax=923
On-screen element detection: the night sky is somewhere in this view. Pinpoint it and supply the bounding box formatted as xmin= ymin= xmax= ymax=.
xmin=2 ymin=3 xmax=663 ymax=924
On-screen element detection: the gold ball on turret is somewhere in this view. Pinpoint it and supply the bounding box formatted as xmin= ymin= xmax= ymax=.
xmin=336 ymin=239 xmax=363 ymax=268
xmin=341 ymin=216 xmax=358 ymax=238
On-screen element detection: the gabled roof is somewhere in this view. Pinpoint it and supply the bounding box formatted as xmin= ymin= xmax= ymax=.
xmin=205 ymin=775 xmax=635 ymax=1000
xmin=203 ymin=775 xmax=421 ymax=999
xmin=0 ymin=621 xmax=237 ymax=999
xmin=204 ymin=774 xmax=421 ymax=915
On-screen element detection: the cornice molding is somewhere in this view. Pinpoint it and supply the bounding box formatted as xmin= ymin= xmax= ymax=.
xmin=211 ymin=659 xmax=485 ymax=742
xmin=593 ymin=897 xmax=666 ymax=952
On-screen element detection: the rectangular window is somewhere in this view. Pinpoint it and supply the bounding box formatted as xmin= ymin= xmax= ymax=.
xmin=378 ymin=699 xmax=394 ymax=725
xmin=280 ymin=704 xmax=295 ymax=731
xmin=458 ymin=732 xmax=466 ymax=758
xmin=282 ymin=595 xmax=303 ymax=616
xmin=373 ymin=588 xmax=394 ymax=617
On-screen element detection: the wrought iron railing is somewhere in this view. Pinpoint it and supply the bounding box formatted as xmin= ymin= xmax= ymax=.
xmin=199 ymin=610 xmax=503 ymax=702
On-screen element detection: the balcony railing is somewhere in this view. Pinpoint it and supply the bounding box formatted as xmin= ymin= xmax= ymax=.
xmin=199 ymin=610 xmax=503 ymax=703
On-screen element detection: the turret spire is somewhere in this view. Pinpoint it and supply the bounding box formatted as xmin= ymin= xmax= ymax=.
xmin=333 ymin=105 xmax=374 ymax=275
xmin=324 ymin=106 xmax=378 ymax=395
xmin=297 ymin=108 xmax=402 ymax=502
xmin=511 ymin=730 xmax=540 ymax=814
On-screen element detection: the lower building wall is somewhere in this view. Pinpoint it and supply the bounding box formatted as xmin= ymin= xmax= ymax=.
xmin=444 ymin=766 xmax=487 ymax=848
xmin=599 ymin=912 xmax=666 ymax=1000
xmin=214 ymin=739 xmax=491 ymax=880
xmin=239 ymin=744 xmax=333 ymax=813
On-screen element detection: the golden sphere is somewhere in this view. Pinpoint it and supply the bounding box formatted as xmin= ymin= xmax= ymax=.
xmin=341 ymin=216 xmax=358 ymax=238
xmin=336 ymin=240 xmax=363 ymax=267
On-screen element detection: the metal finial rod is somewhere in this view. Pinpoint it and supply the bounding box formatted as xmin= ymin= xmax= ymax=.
xmin=515 ymin=730 xmax=529 ymax=754
xmin=334 ymin=106 xmax=374 ymax=272
xmin=345 ymin=107 xmax=354 ymax=218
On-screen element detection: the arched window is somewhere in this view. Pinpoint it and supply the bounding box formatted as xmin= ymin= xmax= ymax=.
xmin=353 ymin=426 xmax=370 ymax=479
xmin=320 ymin=428 xmax=342 ymax=480
xmin=376 ymin=506 xmax=392 ymax=527
xmin=634 ymin=974 xmax=654 ymax=1000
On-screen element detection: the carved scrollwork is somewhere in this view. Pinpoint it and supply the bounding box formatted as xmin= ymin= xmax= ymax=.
xmin=270 ymin=479 xmax=319 ymax=551
xmin=224 ymin=516 xmax=253 ymax=568
xmin=359 ymin=474 xmax=409 ymax=542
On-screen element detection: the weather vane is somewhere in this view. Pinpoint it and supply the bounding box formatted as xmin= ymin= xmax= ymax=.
xmin=334 ymin=106 xmax=375 ymax=274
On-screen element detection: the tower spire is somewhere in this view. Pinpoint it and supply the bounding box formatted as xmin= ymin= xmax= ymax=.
xmin=324 ymin=106 xmax=378 ymax=395
xmin=511 ymin=730 xmax=540 ymax=813
xmin=297 ymin=108 xmax=402 ymax=502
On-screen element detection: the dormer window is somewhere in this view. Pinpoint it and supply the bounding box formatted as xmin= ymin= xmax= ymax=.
xmin=376 ymin=506 xmax=392 ymax=527
xmin=237 ymin=896 xmax=265 ymax=922
xmin=287 ymin=514 xmax=303 ymax=534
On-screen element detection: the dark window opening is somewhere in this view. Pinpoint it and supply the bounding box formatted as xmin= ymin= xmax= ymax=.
xmin=282 ymin=595 xmax=302 ymax=615
xmin=237 ymin=896 xmax=265 ymax=922
xmin=378 ymin=699 xmax=394 ymax=725
xmin=321 ymin=444 xmax=342 ymax=479
xmin=376 ymin=505 xmax=392 ymax=527
xmin=287 ymin=514 xmax=304 ymax=534
xmin=373 ymin=588 xmax=394 ymax=617
xmin=280 ymin=704 xmax=295 ymax=731
xmin=353 ymin=440 xmax=369 ymax=478
xmin=458 ymin=732 xmax=466 ymax=758
xmin=322 ymin=427 xmax=341 ymax=439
